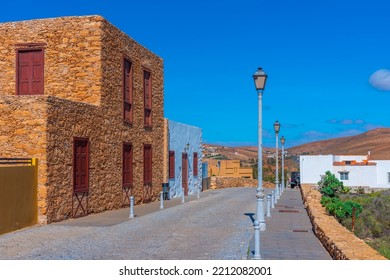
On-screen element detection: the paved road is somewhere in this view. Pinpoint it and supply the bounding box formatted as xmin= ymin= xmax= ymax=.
xmin=0 ymin=188 xmax=257 ymax=260
xmin=0 ymin=187 xmax=331 ymax=260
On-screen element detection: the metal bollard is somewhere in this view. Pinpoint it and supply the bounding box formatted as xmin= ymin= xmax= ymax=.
xmin=181 ymin=187 xmax=185 ymax=203
xmin=253 ymin=220 xmax=261 ymax=260
xmin=129 ymin=196 xmax=135 ymax=219
xmin=160 ymin=191 xmax=164 ymax=209
xmin=271 ymin=191 xmax=275 ymax=208
xmin=266 ymin=194 xmax=271 ymax=217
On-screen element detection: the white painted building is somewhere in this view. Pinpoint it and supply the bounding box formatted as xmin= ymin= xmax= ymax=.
xmin=300 ymin=154 xmax=390 ymax=189
xmin=166 ymin=119 xmax=203 ymax=198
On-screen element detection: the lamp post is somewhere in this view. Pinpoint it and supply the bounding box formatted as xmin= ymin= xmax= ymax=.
xmin=252 ymin=67 xmax=267 ymax=260
xmin=281 ymin=136 xmax=285 ymax=193
xmin=274 ymin=120 xmax=280 ymax=200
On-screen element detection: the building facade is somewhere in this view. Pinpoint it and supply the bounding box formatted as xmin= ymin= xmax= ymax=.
xmin=300 ymin=154 xmax=390 ymax=189
xmin=0 ymin=16 xmax=164 ymax=223
xmin=206 ymin=159 xmax=253 ymax=179
xmin=164 ymin=119 xmax=203 ymax=198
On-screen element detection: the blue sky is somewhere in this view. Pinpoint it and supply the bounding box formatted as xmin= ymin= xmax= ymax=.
xmin=3 ymin=0 xmax=390 ymax=148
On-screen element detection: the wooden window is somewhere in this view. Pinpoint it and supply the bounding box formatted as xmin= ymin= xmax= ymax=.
xmin=144 ymin=144 xmax=152 ymax=185
xmin=74 ymin=138 xmax=89 ymax=193
xmin=143 ymin=70 xmax=152 ymax=127
xmin=17 ymin=49 xmax=44 ymax=95
xmin=123 ymin=59 xmax=133 ymax=123
xmin=169 ymin=151 xmax=175 ymax=179
xmin=193 ymin=152 xmax=198 ymax=176
xmin=123 ymin=143 xmax=133 ymax=188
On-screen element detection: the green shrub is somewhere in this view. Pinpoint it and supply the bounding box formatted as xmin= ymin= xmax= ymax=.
xmin=318 ymin=171 xmax=350 ymax=197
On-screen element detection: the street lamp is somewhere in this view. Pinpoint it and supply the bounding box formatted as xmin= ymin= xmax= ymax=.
xmin=280 ymin=136 xmax=285 ymax=193
xmin=252 ymin=67 xmax=267 ymax=260
xmin=274 ymin=120 xmax=280 ymax=200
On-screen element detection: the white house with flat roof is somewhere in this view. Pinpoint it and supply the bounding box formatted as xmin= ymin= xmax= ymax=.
xmin=300 ymin=154 xmax=390 ymax=189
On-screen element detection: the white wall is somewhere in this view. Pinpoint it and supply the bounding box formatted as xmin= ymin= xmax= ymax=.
xmin=168 ymin=120 xmax=203 ymax=198
xmin=374 ymin=160 xmax=390 ymax=188
xmin=300 ymin=155 xmax=334 ymax=184
xmin=333 ymin=165 xmax=377 ymax=187
xmin=334 ymin=155 xmax=366 ymax=162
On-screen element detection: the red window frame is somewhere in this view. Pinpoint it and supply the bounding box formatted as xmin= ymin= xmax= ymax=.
xmin=144 ymin=144 xmax=152 ymax=185
xmin=123 ymin=58 xmax=133 ymax=123
xmin=193 ymin=152 xmax=198 ymax=176
xmin=169 ymin=151 xmax=175 ymax=179
xmin=73 ymin=138 xmax=89 ymax=193
xmin=143 ymin=69 xmax=152 ymax=128
xmin=123 ymin=143 xmax=133 ymax=188
xmin=16 ymin=48 xmax=44 ymax=95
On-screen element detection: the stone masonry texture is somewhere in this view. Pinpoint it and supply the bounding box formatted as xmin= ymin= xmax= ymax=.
xmin=0 ymin=16 xmax=164 ymax=223
xmin=301 ymin=184 xmax=387 ymax=260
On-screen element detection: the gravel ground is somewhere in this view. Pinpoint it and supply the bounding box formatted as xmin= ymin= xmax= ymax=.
xmin=0 ymin=187 xmax=257 ymax=260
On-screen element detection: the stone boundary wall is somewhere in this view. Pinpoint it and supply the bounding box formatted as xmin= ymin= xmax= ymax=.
xmin=211 ymin=177 xmax=273 ymax=189
xmin=211 ymin=179 xmax=387 ymax=259
xmin=301 ymin=184 xmax=387 ymax=260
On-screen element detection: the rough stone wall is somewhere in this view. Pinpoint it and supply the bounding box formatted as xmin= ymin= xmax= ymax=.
xmin=0 ymin=16 xmax=103 ymax=104
xmin=99 ymin=18 xmax=164 ymax=206
xmin=212 ymin=177 xmax=273 ymax=189
xmin=0 ymin=96 xmax=47 ymax=223
xmin=301 ymin=184 xmax=387 ymax=260
xmin=0 ymin=16 xmax=164 ymax=223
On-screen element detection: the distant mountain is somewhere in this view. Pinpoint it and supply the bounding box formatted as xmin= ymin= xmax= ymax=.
xmin=287 ymin=128 xmax=390 ymax=160
xmin=203 ymin=128 xmax=390 ymax=169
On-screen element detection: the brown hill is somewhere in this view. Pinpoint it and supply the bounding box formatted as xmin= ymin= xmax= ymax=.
xmin=288 ymin=128 xmax=390 ymax=160
xmin=203 ymin=128 xmax=390 ymax=181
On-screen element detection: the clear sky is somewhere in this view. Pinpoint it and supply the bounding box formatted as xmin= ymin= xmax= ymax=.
xmin=3 ymin=0 xmax=390 ymax=148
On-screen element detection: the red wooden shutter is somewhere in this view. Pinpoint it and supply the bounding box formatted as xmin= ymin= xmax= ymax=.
xmin=193 ymin=152 xmax=198 ymax=176
xmin=182 ymin=153 xmax=188 ymax=195
xmin=144 ymin=70 xmax=152 ymax=127
xmin=17 ymin=49 xmax=44 ymax=95
xmin=123 ymin=143 xmax=133 ymax=188
xmin=144 ymin=71 xmax=151 ymax=109
xmin=144 ymin=144 xmax=152 ymax=185
xmin=169 ymin=151 xmax=175 ymax=179
xmin=123 ymin=59 xmax=133 ymax=123
xmin=74 ymin=139 xmax=89 ymax=193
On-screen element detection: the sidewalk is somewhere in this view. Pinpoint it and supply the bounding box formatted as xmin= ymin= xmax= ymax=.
xmin=248 ymin=187 xmax=332 ymax=260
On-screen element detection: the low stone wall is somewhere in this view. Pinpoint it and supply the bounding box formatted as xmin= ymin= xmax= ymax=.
xmin=211 ymin=177 xmax=273 ymax=189
xmin=301 ymin=184 xmax=387 ymax=260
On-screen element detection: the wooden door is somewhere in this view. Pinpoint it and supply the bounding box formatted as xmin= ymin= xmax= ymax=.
xmin=73 ymin=138 xmax=89 ymax=217
xmin=74 ymin=139 xmax=89 ymax=193
xmin=182 ymin=153 xmax=188 ymax=196
xmin=122 ymin=143 xmax=133 ymax=205
xmin=143 ymin=144 xmax=152 ymax=202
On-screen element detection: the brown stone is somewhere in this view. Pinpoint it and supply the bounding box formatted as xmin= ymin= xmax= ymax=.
xmin=0 ymin=16 xmax=164 ymax=223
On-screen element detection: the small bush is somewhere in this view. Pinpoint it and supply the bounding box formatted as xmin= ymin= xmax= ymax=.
xmin=318 ymin=171 xmax=350 ymax=197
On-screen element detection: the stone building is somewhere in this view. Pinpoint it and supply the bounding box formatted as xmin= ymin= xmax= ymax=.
xmin=0 ymin=16 xmax=164 ymax=223
xmin=206 ymin=159 xmax=253 ymax=179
